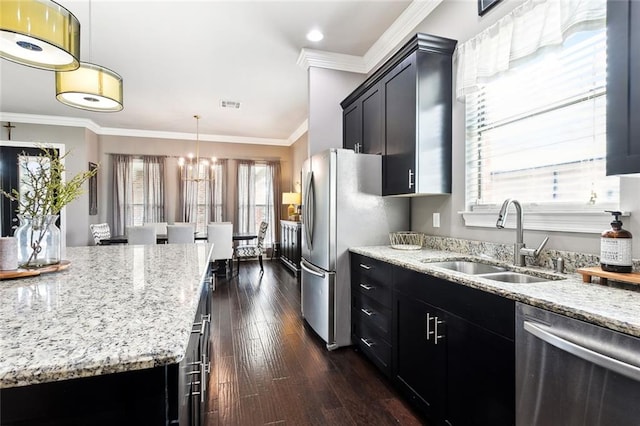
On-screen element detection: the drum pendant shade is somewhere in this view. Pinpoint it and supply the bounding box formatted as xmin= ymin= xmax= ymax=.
xmin=55 ymin=62 xmax=123 ymax=112
xmin=0 ymin=0 xmax=80 ymax=71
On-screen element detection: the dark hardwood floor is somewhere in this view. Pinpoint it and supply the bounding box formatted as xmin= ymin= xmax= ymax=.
xmin=206 ymin=259 xmax=426 ymax=426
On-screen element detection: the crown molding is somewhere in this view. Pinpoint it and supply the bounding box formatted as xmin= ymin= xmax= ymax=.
xmin=0 ymin=112 xmax=293 ymax=146
xmin=297 ymin=48 xmax=367 ymax=73
xmin=363 ymin=0 xmax=443 ymax=70
xmin=288 ymin=119 xmax=308 ymax=144
xmin=296 ymin=0 xmax=443 ymax=74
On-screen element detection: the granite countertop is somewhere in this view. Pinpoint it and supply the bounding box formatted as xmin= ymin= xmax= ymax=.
xmin=350 ymin=246 xmax=640 ymax=338
xmin=0 ymin=243 xmax=213 ymax=389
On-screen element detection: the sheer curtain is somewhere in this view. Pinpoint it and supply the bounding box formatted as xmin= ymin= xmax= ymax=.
xmin=208 ymin=159 xmax=227 ymax=222
xmin=236 ymin=160 xmax=256 ymax=233
xmin=455 ymin=0 xmax=606 ymax=100
xmin=143 ymin=156 xmax=165 ymax=223
xmin=179 ymin=166 xmax=198 ymax=223
xmin=112 ymin=154 xmax=132 ymax=235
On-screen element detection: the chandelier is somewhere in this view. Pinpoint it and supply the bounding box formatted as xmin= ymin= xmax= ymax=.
xmin=178 ymin=115 xmax=215 ymax=182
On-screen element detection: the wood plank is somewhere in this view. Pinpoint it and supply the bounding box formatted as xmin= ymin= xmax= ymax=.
xmin=205 ymin=260 xmax=425 ymax=425
xmin=577 ymin=266 xmax=640 ymax=285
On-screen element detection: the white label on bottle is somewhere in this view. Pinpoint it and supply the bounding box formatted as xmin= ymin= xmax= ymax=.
xmin=600 ymin=238 xmax=633 ymax=266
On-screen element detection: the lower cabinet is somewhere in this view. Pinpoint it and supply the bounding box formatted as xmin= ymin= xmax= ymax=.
xmin=280 ymin=220 xmax=302 ymax=275
xmin=350 ymin=253 xmax=515 ymax=426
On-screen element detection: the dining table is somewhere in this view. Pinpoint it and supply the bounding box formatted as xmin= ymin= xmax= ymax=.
xmin=99 ymin=232 xmax=257 ymax=245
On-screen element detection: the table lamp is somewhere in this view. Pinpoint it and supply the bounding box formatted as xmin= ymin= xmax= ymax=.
xmin=282 ymin=192 xmax=301 ymax=220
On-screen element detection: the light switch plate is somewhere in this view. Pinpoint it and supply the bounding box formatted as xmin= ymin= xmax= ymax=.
xmin=433 ymin=212 xmax=440 ymax=228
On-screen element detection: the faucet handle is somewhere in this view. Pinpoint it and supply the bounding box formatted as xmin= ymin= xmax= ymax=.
xmin=520 ymin=236 xmax=549 ymax=258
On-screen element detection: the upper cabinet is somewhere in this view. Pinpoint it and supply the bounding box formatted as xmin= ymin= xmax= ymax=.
xmin=607 ymin=0 xmax=640 ymax=175
xmin=341 ymin=33 xmax=457 ymax=195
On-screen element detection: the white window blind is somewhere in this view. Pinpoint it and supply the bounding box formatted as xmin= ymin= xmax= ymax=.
xmin=465 ymin=27 xmax=618 ymax=211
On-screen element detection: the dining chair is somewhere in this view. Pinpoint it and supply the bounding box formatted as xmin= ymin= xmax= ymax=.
xmin=207 ymin=222 xmax=234 ymax=274
xmin=127 ymin=225 xmax=157 ymax=245
xmin=167 ymin=224 xmax=195 ymax=244
xmin=144 ymin=221 xmax=168 ymax=235
xmin=90 ymin=223 xmax=111 ymax=245
xmin=235 ymin=221 xmax=269 ymax=272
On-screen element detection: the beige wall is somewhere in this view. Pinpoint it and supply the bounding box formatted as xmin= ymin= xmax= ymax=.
xmin=3 ymin=124 xmax=293 ymax=245
xmin=290 ymin=132 xmax=309 ymax=192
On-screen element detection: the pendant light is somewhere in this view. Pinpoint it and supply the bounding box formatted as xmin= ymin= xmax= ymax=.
xmin=0 ymin=0 xmax=80 ymax=71
xmin=56 ymin=62 xmax=123 ymax=111
xmin=179 ymin=115 xmax=214 ymax=182
xmin=54 ymin=0 xmax=123 ymax=112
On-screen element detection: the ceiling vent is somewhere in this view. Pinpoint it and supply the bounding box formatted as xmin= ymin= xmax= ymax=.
xmin=220 ymin=100 xmax=241 ymax=109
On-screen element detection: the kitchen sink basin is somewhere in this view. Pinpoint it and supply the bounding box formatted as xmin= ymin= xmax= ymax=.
xmin=427 ymin=261 xmax=507 ymax=275
xmin=426 ymin=260 xmax=563 ymax=284
xmin=475 ymin=271 xmax=550 ymax=284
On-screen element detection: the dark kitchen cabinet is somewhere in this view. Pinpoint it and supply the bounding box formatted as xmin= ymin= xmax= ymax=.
xmin=350 ymin=253 xmax=394 ymax=376
xmin=382 ymin=37 xmax=456 ymax=196
xmin=342 ymin=82 xmax=384 ymax=155
xmin=341 ymin=33 xmax=456 ymax=195
xmin=606 ymin=0 xmax=640 ymax=175
xmin=280 ymin=220 xmax=301 ymax=275
xmin=395 ymin=292 xmax=447 ymax=420
xmin=350 ymin=253 xmax=515 ymax=425
xmin=394 ymin=266 xmax=515 ymax=425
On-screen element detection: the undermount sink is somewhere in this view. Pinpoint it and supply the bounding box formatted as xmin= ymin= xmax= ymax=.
xmin=427 ymin=261 xmax=506 ymax=275
xmin=426 ymin=259 xmax=563 ymax=284
xmin=476 ymin=271 xmax=550 ymax=284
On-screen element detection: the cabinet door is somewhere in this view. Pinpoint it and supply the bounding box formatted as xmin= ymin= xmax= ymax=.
xmin=361 ymin=84 xmax=384 ymax=155
xmin=383 ymin=54 xmax=417 ymax=195
xmin=394 ymin=291 xmax=446 ymax=421
xmin=607 ymin=0 xmax=640 ymax=175
xmin=343 ymin=102 xmax=362 ymax=151
xmin=445 ymin=313 xmax=515 ymax=426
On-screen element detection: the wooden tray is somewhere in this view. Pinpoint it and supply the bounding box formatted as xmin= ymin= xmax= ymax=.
xmin=577 ymin=266 xmax=640 ymax=286
xmin=0 ymin=260 xmax=71 ymax=280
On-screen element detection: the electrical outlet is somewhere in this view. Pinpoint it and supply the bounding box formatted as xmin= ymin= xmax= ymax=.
xmin=433 ymin=212 xmax=440 ymax=228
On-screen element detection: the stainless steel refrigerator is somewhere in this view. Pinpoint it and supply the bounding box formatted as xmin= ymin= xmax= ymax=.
xmin=300 ymin=148 xmax=409 ymax=350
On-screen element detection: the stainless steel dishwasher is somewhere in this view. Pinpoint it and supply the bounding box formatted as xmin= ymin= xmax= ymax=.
xmin=516 ymin=302 xmax=640 ymax=426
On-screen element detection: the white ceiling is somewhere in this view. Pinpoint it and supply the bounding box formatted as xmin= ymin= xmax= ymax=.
xmin=0 ymin=0 xmax=442 ymax=145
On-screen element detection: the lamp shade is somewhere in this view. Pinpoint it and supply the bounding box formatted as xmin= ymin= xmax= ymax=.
xmin=282 ymin=192 xmax=301 ymax=205
xmin=55 ymin=62 xmax=123 ymax=112
xmin=0 ymin=0 xmax=80 ymax=71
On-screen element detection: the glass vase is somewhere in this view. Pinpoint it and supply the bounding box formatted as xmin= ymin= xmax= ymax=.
xmin=15 ymin=214 xmax=61 ymax=269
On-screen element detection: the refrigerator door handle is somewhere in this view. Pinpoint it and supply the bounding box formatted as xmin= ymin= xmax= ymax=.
xmin=303 ymin=171 xmax=315 ymax=249
xmin=301 ymin=259 xmax=326 ymax=278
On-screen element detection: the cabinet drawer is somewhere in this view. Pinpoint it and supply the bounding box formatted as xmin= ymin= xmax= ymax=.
xmin=352 ymin=292 xmax=392 ymax=339
xmin=353 ymin=320 xmax=392 ymax=374
xmin=351 ymin=253 xmax=392 ymax=308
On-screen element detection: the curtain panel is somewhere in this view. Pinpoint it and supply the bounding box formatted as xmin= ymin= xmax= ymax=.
xmin=209 ymin=159 xmax=227 ymax=223
xmin=455 ymin=0 xmax=606 ymax=100
xmin=142 ymin=156 xmax=166 ymax=223
xmin=111 ymin=154 xmax=132 ymax=235
xmin=236 ymin=160 xmax=256 ymax=234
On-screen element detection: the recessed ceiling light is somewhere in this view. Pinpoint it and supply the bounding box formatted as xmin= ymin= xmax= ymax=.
xmin=306 ymin=29 xmax=324 ymax=42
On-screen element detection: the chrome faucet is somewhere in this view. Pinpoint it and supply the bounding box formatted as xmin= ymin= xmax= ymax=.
xmin=496 ymin=198 xmax=549 ymax=266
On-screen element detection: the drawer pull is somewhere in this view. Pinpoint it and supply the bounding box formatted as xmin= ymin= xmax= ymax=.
xmin=360 ymin=308 xmax=374 ymax=316
xmin=360 ymin=337 xmax=375 ymax=348
xmin=359 ymin=283 xmax=374 ymax=291
xmin=359 ymin=263 xmax=372 ymax=270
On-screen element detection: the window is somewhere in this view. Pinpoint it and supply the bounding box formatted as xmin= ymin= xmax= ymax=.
xmin=465 ymin=28 xmax=618 ymax=216
xmin=112 ymin=154 xmax=165 ymax=235
xmin=237 ymin=161 xmax=278 ymax=247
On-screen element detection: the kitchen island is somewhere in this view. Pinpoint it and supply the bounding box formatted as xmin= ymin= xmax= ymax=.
xmin=0 ymin=243 xmax=214 ymax=425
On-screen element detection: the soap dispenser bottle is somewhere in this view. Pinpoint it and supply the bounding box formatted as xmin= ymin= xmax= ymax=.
xmin=600 ymin=211 xmax=633 ymax=273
